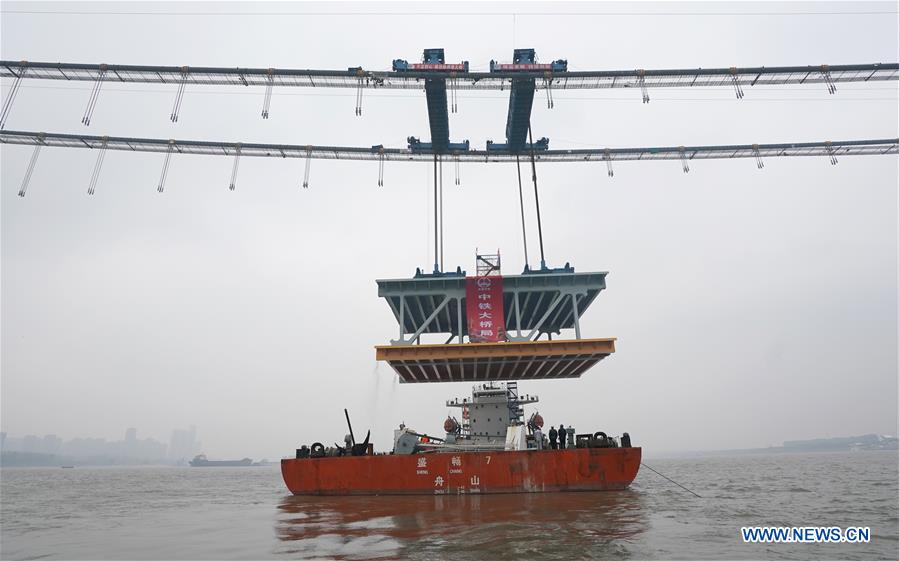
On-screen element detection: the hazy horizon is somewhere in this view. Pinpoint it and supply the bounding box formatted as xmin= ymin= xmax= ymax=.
xmin=2 ymin=1 xmax=897 ymax=460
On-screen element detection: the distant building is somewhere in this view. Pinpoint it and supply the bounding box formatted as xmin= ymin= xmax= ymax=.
xmin=42 ymin=434 xmax=62 ymax=454
xmin=22 ymin=435 xmax=40 ymax=453
xmin=168 ymin=426 xmax=201 ymax=462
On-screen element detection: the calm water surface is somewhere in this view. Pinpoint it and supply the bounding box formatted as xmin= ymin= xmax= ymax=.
xmin=1 ymin=451 xmax=896 ymax=560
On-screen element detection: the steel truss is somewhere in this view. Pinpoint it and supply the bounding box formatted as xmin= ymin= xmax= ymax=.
xmin=377 ymin=272 xmax=607 ymax=345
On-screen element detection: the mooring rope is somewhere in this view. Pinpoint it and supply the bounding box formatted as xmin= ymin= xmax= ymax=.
xmin=641 ymin=462 xmax=703 ymax=498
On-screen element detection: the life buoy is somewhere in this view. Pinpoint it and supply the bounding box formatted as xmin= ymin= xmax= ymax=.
xmin=462 ymin=405 xmax=469 ymax=420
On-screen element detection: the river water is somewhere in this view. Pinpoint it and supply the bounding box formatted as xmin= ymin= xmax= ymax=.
xmin=1 ymin=451 xmax=896 ymax=560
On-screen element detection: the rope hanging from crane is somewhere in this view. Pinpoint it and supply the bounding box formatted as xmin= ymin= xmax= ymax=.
xmin=515 ymin=155 xmax=530 ymax=268
xmin=528 ymin=124 xmax=547 ymax=269
xmin=433 ymin=154 xmax=439 ymax=273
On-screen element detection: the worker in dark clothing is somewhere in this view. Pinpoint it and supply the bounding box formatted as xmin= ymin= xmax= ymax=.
xmin=548 ymin=426 xmax=558 ymax=449
xmin=558 ymin=424 xmax=567 ymax=450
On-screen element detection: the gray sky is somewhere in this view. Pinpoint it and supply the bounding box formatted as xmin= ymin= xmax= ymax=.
xmin=2 ymin=1 xmax=896 ymax=459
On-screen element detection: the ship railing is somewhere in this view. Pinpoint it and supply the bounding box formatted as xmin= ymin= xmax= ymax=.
xmin=417 ymin=442 xmax=507 ymax=452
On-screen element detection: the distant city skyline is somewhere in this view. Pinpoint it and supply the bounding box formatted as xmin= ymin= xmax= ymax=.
xmin=1 ymin=425 xmax=202 ymax=463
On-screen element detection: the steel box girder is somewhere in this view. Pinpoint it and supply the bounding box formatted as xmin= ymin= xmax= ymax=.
xmin=377 ymin=271 xmax=607 ymax=342
xmin=375 ymin=338 xmax=616 ymax=383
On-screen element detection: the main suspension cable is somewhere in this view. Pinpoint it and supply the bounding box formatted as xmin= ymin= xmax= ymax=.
xmin=527 ymin=124 xmax=546 ymax=269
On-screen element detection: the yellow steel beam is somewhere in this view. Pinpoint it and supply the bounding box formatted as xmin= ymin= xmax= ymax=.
xmin=375 ymin=338 xmax=616 ymax=362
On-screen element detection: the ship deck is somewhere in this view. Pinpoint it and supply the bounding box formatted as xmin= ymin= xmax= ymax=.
xmin=375 ymin=338 xmax=615 ymax=383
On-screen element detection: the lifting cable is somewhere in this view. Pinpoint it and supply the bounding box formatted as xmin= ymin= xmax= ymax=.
xmin=527 ymin=124 xmax=547 ymax=269
xmin=515 ymin=155 xmax=530 ymax=268
xmin=433 ymin=154 xmax=439 ymax=273
xmin=439 ymin=156 xmax=444 ymax=272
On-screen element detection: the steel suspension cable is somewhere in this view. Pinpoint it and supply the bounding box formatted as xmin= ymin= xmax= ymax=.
xmin=433 ymin=154 xmax=438 ymax=274
xmin=527 ymin=124 xmax=546 ymax=269
xmin=515 ymin=156 xmax=530 ymax=268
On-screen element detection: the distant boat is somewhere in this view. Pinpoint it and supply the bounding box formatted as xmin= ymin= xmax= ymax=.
xmin=189 ymin=454 xmax=253 ymax=467
xmin=61 ymin=465 xmax=75 ymax=469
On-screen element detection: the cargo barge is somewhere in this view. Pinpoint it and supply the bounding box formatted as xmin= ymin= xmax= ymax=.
xmin=282 ymin=381 xmax=639 ymax=495
xmin=189 ymin=454 xmax=253 ymax=467
xmin=281 ymin=258 xmax=640 ymax=496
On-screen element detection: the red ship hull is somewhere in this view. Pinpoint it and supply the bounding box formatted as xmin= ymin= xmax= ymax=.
xmin=281 ymin=447 xmax=641 ymax=496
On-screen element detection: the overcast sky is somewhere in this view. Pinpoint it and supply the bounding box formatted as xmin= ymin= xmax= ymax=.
xmin=1 ymin=1 xmax=896 ymax=459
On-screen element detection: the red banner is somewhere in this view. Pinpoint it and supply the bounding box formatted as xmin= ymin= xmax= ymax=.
xmin=466 ymin=276 xmax=506 ymax=343
xmin=410 ymin=63 xmax=467 ymax=71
